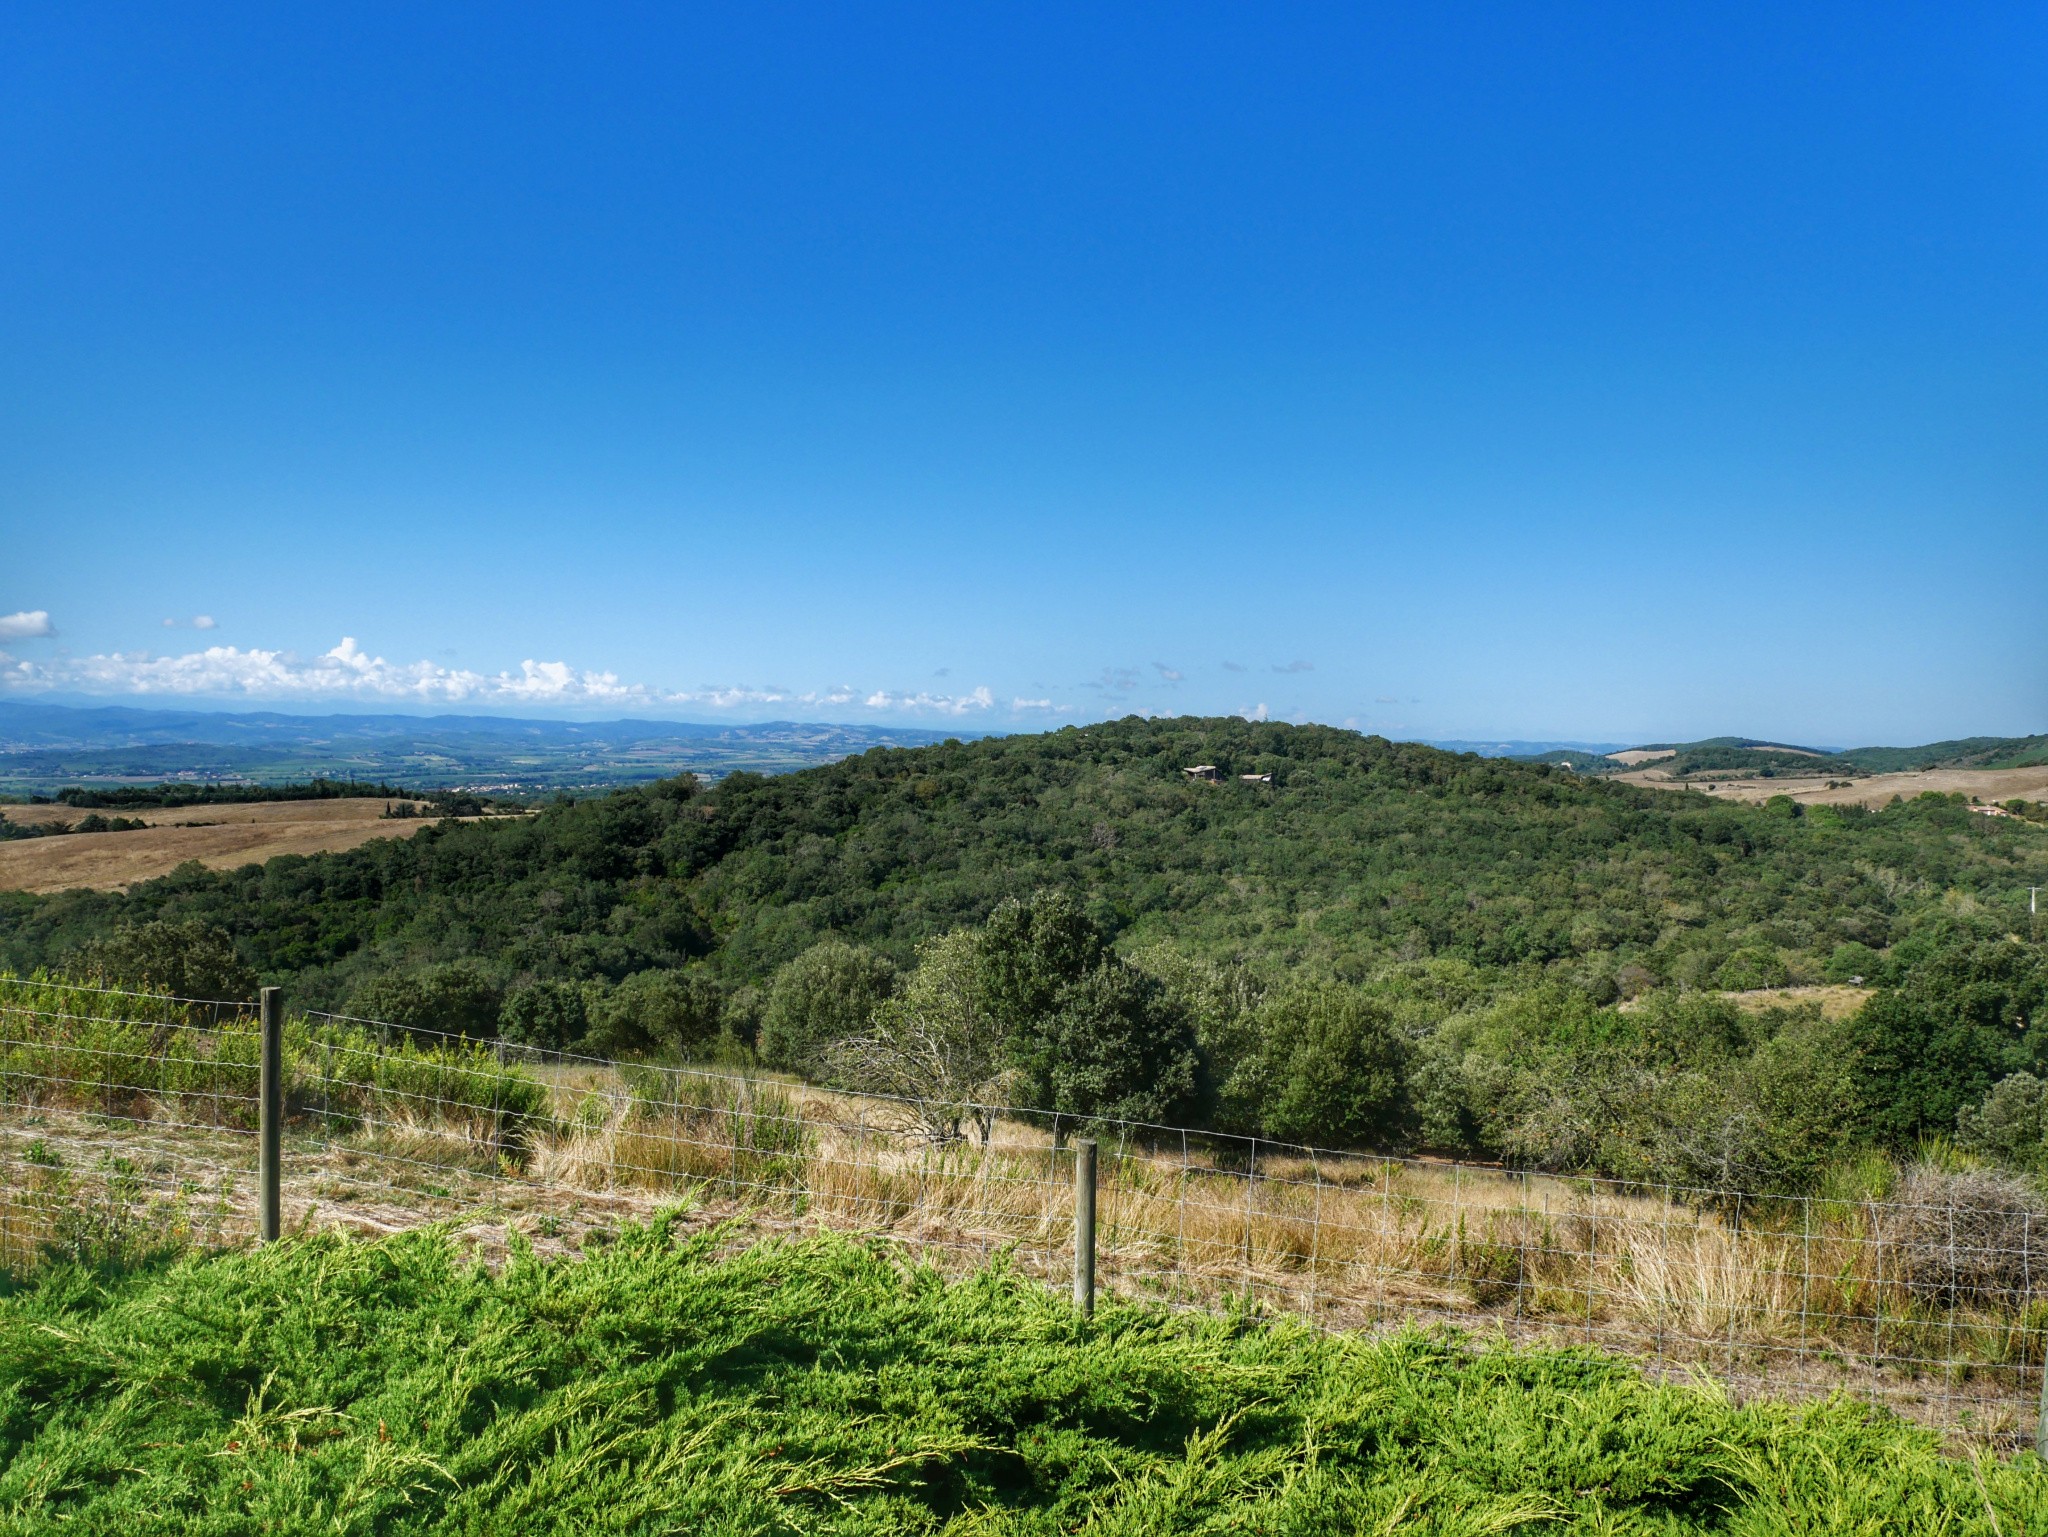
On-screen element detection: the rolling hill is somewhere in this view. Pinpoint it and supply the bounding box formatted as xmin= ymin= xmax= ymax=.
xmin=3 ymin=716 xmax=2042 ymax=1011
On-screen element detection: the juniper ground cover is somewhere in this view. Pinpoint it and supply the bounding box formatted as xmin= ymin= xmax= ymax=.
xmin=1 ymin=1219 xmax=2040 ymax=1534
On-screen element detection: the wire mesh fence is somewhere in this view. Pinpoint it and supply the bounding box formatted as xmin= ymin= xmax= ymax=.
xmin=4 ymin=975 xmax=2045 ymax=1447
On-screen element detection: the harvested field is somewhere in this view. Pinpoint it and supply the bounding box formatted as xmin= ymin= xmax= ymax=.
xmin=0 ymin=797 xmax=440 ymax=892
xmin=1616 ymin=763 xmax=2048 ymax=809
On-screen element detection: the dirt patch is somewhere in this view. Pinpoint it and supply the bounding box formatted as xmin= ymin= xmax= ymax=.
xmin=0 ymin=798 xmax=439 ymax=893
xmin=1607 ymin=749 xmax=1676 ymax=766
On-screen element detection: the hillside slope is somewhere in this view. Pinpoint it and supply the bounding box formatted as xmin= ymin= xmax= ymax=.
xmin=2 ymin=717 xmax=2042 ymax=1009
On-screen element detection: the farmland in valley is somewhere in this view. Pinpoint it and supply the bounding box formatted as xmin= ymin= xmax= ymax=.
xmin=0 ymin=797 xmax=443 ymax=893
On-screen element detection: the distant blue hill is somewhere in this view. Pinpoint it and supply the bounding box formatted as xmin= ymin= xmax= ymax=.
xmin=1422 ymin=739 xmax=1631 ymax=759
xmin=0 ymin=700 xmax=970 ymax=794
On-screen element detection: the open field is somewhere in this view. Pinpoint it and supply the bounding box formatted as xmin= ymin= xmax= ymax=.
xmin=1615 ymin=762 xmax=2048 ymax=809
xmin=0 ymin=797 xmax=438 ymax=893
xmin=1715 ymin=984 xmax=1876 ymax=1020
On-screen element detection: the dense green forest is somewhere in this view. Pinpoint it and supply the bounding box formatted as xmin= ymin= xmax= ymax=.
xmin=5 ymin=717 xmax=2047 ymax=1189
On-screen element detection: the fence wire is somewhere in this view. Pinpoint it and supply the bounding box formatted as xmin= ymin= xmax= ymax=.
xmin=2 ymin=976 xmax=2043 ymax=1446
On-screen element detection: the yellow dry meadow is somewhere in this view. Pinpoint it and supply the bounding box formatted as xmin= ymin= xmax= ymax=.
xmin=0 ymin=799 xmax=442 ymax=894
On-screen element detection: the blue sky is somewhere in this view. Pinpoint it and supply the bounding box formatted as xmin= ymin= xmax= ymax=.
xmin=3 ymin=3 xmax=2043 ymax=746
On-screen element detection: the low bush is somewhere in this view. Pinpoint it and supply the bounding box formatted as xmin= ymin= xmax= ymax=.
xmin=1880 ymin=1164 xmax=2048 ymax=1305
xmin=0 ymin=1223 xmax=2040 ymax=1533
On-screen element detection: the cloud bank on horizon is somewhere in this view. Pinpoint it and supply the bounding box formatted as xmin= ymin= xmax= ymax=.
xmin=0 ymin=617 xmax=1347 ymax=728
xmin=0 ymin=632 xmax=1022 ymax=719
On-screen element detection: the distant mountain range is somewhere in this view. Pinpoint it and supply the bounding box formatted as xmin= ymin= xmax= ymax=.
xmin=0 ymin=701 xmax=967 ymax=794
xmin=1421 ymin=739 xmax=1631 ymax=759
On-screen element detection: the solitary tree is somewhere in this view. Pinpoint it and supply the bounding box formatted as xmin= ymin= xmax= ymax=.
xmin=582 ymin=966 xmax=725 ymax=1059
xmin=982 ymin=890 xmax=1201 ymax=1125
xmin=827 ymin=930 xmax=1013 ymax=1143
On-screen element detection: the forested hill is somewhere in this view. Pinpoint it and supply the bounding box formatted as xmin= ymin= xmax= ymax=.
xmin=2 ymin=716 xmax=2042 ymax=1010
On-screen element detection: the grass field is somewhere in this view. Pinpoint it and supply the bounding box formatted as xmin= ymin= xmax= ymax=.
xmin=0 ymin=798 xmax=440 ymax=893
xmin=1 ymin=1220 xmax=2041 ymax=1534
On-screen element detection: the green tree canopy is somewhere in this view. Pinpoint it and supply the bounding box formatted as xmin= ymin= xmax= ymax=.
xmin=758 ymin=939 xmax=895 ymax=1075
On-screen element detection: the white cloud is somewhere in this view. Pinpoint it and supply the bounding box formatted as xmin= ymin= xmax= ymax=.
xmin=1272 ymin=659 xmax=1314 ymax=674
xmin=861 ymin=685 xmax=996 ymax=716
xmin=194 ymin=615 xmax=217 ymax=630
xmin=1152 ymin=662 xmax=1183 ymax=683
xmin=1087 ymin=667 xmax=1142 ymax=693
xmin=1010 ymin=697 xmax=1065 ymax=713
xmin=0 ymin=634 xmax=1018 ymax=719
xmin=1242 ymin=702 xmax=1270 ymax=721
xmin=161 ymin=615 xmax=220 ymax=630
xmin=0 ymin=610 xmax=54 ymax=641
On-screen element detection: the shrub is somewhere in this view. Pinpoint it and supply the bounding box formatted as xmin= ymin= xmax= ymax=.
xmin=582 ymin=967 xmax=725 ymax=1058
xmin=758 ymin=939 xmax=894 ymax=1074
xmin=1823 ymin=941 xmax=1882 ymax=984
xmin=499 ymin=979 xmax=589 ymax=1052
xmin=1879 ymin=1164 xmax=2048 ymax=1305
xmin=347 ymin=960 xmax=504 ymax=1039
xmin=1715 ymin=946 xmax=1788 ymax=991
xmin=365 ymin=1036 xmax=553 ymax=1149
xmin=1956 ymin=1073 xmax=2048 ymax=1173
xmin=71 ymin=920 xmax=254 ymax=1006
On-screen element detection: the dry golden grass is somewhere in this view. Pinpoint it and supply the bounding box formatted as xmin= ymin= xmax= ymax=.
xmin=1679 ymin=984 xmax=1876 ymax=1021
xmin=6 ymin=1056 xmax=2042 ymax=1437
xmin=1615 ymin=763 xmax=2048 ymax=809
xmin=0 ymin=798 xmax=439 ymax=893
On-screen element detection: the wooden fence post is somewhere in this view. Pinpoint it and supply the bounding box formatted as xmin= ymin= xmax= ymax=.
xmin=259 ymin=986 xmax=282 ymax=1243
xmin=1074 ymin=1138 xmax=1097 ymax=1316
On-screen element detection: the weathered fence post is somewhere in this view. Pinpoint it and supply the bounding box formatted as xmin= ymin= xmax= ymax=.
xmin=259 ymin=986 xmax=282 ymax=1243
xmin=1073 ymin=1138 xmax=1097 ymax=1316
xmin=2038 ymin=1317 xmax=2048 ymax=1463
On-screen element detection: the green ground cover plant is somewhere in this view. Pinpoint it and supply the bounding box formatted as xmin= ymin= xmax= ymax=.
xmin=0 ymin=1220 xmax=2040 ymax=1535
